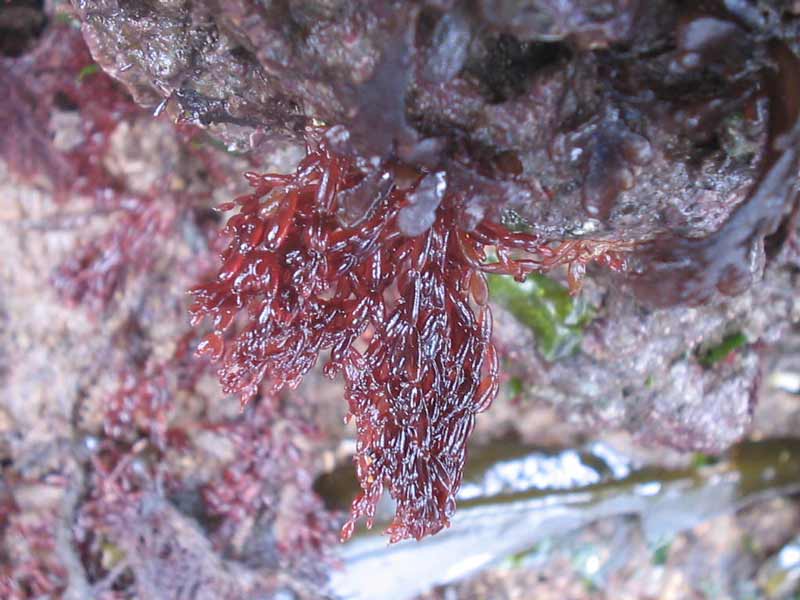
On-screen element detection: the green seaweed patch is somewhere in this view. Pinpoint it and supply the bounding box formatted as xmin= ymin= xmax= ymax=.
xmin=504 ymin=539 xmax=552 ymax=570
xmin=77 ymin=64 xmax=100 ymax=82
xmin=691 ymin=453 xmax=719 ymax=468
xmin=54 ymin=12 xmax=80 ymax=28
xmin=698 ymin=332 xmax=747 ymax=368
xmin=507 ymin=376 xmax=524 ymax=398
xmin=652 ymin=542 xmax=671 ymax=566
xmin=488 ymin=273 xmax=593 ymax=361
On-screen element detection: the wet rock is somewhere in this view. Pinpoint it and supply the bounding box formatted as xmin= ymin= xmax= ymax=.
xmin=758 ymin=535 xmax=800 ymax=599
xmin=477 ymin=0 xmax=640 ymax=49
xmin=67 ymin=0 xmax=800 ymax=457
xmin=397 ymin=171 xmax=447 ymax=236
xmin=495 ymin=252 xmax=800 ymax=453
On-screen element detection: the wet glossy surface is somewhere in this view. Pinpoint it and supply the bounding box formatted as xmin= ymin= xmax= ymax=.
xmin=332 ymin=438 xmax=800 ymax=600
xmin=628 ymin=40 xmax=800 ymax=307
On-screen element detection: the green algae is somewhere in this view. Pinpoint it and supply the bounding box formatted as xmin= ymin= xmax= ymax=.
xmin=488 ymin=273 xmax=593 ymax=361
xmin=698 ymin=331 xmax=748 ymax=367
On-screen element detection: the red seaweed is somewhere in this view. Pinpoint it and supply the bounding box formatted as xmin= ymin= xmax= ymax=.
xmin=0 ymin=23 xmax=140 ymax=201
xmin=189 ymin=135 xmax=628 ymax=541
xmin=0 ymin=478 xmax=68 ymax=600
xmin=52 ymin=201 xmax=171 ymax=312
xmin=201 ymin=393 xmax=335 ymax=571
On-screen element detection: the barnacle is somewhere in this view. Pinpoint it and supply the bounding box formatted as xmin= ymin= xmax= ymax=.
xmin=189 ymin=134 xmax=627 ymax=541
